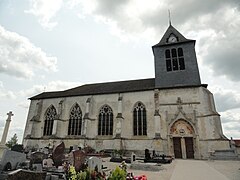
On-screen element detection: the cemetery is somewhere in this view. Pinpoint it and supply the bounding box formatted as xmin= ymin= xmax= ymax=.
xmin=0 ymin=111 xmax=239 ymax=179
xmin=0 ymin=111 xmax=176 ymax=179
xmin=0 ymin=141 xmax=175 ymax=180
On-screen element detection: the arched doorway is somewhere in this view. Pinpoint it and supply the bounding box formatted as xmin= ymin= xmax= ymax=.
xmin=170 ymin=119 xmax=195 ymax=159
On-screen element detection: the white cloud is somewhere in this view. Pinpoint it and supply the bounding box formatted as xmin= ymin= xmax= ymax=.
xmin=25 ymin=0 xmax=63 ymax=30
xmin=221 ymin=110 xmax=240 ymax=138
xmin=18 ymin=101 xmax=30 ymax=109
xmin=213 ymin=88 xmax=240 ymax=112
xmin=0 ymin=25 xmax=57 ymax=79
xmin=70 ymin=0 xmax=240 ymax=81
xmin=0 ymin=81 xmax=16 ymax=99
xmin=19 ymin=80 xmax=82 ymax=98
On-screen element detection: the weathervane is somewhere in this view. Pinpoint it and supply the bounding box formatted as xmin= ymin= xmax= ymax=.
xmin=168 ymin=9 xmax=172 ymax=26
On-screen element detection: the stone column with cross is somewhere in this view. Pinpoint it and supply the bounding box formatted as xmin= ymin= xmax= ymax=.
xmin=115 ymin=96 xmax=123 ymax=138
xmin=0 ymin=111 xmax=14 ymax=145
xmin=154 ymin=89 xmax=161 ymax=138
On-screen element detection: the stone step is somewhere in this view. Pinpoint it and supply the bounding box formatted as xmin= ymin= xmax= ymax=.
xmin=210 ymin=149 xmax=239 ymax=160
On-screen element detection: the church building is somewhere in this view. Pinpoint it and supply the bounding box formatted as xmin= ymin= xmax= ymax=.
xmin=23 ymin=25 xmax=230 ymax=159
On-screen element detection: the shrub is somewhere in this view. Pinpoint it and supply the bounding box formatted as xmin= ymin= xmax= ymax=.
xmin=107 ymin=166 xmax=126 ymax=180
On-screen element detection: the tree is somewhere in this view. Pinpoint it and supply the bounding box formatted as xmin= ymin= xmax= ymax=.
xmin=5 ymin=133 xmax=18 ymax=148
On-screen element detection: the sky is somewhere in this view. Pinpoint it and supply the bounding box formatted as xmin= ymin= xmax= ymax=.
xmin=0 ymin=0 xmax=240 ymax=143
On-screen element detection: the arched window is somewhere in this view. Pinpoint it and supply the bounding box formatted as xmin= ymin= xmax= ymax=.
xmin=68 ymin=103 xmax=82 ymax=136
xmin=165 ymin=48 xmax=185 ymax=71
xmin=133 ymin=102 xmax=147 ymax=136
xmin=98 ymin=105 xmax=113 ymax=136
xmin=43 ymin=105 xmax=57 ymax=136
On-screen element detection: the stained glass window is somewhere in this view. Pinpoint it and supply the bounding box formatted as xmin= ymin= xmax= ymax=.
xmin=43 ymin=105 xmax=57 ymax=136
xmin=98 ymin=105 xmax=113 ymax=136
xmin=68 ymin=103 xmax=82 ymax=136
xmin=133 ymin=102 xmax=147 ymax=136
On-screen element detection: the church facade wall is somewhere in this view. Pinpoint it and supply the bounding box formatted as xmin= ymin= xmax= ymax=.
xmin=23 ymin=86 xmax=229 ymax=159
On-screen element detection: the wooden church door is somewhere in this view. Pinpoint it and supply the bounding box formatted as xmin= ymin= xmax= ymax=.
xmin=185 ymin=137 xmax=194 ymax=159
xmin=173 ymin=137 xmax=182 ymax=158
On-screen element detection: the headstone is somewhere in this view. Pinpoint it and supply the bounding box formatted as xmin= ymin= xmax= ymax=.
xmin=69 ymin=150 xmax=86 ymax=172
xmin=131 ymin=152 xmax=136 ymax=164
xmin=42 ymin=157 xmax=54 ymax=168
xmin=30 ymin=152 xmax=47 ymax=164
xmin=11 ymin=144 xmax=24 ymax=153
xmin=32 ymin=164 xmax=42 ymax=171
xmin=145 ymin=149 xmax=151 ymax=160
xmin=69 ymin=146 xmax=73 ymax=153
xmin=73 ymin=145 xmax=78 ymax=150
xmin=152 ymin=150 xmax=156 ymax=158
xmin=52 ymin=142 xmax=65 ymax=167
xmin=87 ymin=157 xmax=102 ymax=172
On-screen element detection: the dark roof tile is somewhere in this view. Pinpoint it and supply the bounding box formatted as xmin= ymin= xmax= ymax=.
xmin=30 ymin=78 xmax=155 ymax=100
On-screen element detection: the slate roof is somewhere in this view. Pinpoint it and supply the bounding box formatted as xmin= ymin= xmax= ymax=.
xmin=30 ymin=78 xmax=208 ymax=100
xmin=153 ymin=25 xmax=194 ymax=47
xmin=30 ymin=78 xmax=155 ymax=100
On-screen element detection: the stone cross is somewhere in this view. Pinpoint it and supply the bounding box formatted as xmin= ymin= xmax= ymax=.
xmin=1 ymin=111 xmax=14 ymax=145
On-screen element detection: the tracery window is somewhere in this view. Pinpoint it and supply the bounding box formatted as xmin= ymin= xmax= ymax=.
xmin=43 ymin=105 xmax=57 ymax=136
xmin=98 ymin=105 xmax=113 ymax=136
xmin=68 ymin=103 xmax=82 ymax=136
xmin=165 ymin=48 xmax=185 ymax=72
xmin=133 ymin=102 xmax=147 ymax=136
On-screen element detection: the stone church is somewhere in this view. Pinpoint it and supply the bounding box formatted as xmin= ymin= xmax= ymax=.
xmin=23 ymin=25 xmax=230 ymax=159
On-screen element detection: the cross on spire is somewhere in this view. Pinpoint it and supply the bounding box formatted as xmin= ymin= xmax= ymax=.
xmin=168 ymin=9 xmax=172 ymax=26
xmin=7 ymin=111 xmax=14 ymax=121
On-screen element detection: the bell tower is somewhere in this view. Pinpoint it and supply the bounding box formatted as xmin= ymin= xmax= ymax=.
xmin=152 ymin=25 xmax=201 ymax=88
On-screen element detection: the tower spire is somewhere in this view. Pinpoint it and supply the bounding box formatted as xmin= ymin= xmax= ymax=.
xmin=168 ymin=9 xmax=171 ymax=26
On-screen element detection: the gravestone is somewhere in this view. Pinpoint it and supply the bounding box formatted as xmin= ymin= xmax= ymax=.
xmin=131 ymin=152 xmax=136 ymax=164
xmin=69 ymin=146 xmax=73 ymax=153
xmin=32 ymin=164 xmax=42 ymax=171
xmin=69 ymin=150 xmax=86 ymax=172
xmin=52 ymin=142 xmax=65 ymax=167
xmin=30 ymin=152 xmax=47 ymax=164
xmin=145 ymin=149 xmax=151 ymax=160
xmin=152 ymin=150 xmax=156 ymax=158
xmin=73 ymin=150 xmax=86 ymax=172
xmin=73 ymin=145 xmax=78 ymax=150
xmin=42 ymin=157 xmax=54 ymax=168
xmin=87 ymin=157 xmax=102 ymax=172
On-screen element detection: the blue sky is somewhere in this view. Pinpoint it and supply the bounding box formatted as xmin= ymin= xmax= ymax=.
xmin=0 ymin=0 xmax=240 ymax=142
